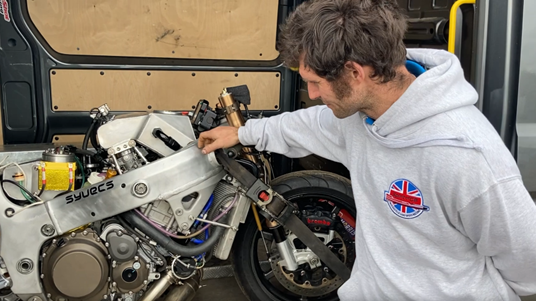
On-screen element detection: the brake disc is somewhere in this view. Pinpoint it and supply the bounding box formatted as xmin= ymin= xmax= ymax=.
xmin=269 ymin=231 xmax=347 ymax=297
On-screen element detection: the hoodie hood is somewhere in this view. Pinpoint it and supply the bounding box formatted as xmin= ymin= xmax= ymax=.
xmin=363 ymin=48 xmax=479 ymax=149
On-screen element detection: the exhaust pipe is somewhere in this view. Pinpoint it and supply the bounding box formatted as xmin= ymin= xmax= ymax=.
xmin=139 ymin=269 xmax=202 ymax=301
xmin=139 ymin=271 xmax=177 ymax=301
xmin=163 ymin=271 xmax=202 ymax=301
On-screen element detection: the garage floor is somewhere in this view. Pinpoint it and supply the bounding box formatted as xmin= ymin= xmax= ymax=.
xmin=190 ymin=271 xmax=536 ymax=301
xmin=192 ymin=277 xmax=248 ymax=301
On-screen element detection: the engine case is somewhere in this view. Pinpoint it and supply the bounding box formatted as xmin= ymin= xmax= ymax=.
xmin=41 ymin=229 xmax=109 ymax=301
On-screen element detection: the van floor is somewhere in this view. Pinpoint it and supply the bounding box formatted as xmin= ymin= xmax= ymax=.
xmin=192 ymin=277 xmax=248 ymax=301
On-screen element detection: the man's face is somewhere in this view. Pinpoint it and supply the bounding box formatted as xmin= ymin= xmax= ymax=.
xmin=299 ymin=59 xmax=372 ymax=119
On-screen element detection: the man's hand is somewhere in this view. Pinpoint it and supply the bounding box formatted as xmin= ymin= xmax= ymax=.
xmin=198 ymin=126 xmax=240 ymax=154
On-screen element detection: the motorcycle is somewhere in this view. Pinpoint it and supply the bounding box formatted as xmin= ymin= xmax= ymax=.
xmin=0 ymin=85 xmax=356 ymax=301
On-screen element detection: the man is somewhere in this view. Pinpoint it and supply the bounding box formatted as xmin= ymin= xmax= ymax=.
xmin=198 ymin=0 xmax=536 ymax=300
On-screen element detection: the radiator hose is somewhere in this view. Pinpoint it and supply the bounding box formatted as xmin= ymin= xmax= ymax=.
xmin=121 ymin=210 xmax=226 ymax=257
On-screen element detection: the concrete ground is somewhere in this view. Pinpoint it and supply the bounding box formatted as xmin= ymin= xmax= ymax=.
xmin=192 ymin=277 xmax=248 ymax=301
xmin=191 ymin=275 xmax=536 ymax=301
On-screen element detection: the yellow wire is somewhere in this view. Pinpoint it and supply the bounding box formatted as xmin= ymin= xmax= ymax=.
xmin=448 ymin=0 xmax=476 ymax=53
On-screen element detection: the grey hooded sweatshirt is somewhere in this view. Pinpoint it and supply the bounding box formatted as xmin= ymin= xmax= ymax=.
xmin=238 ymin=48 xmax=536 ymax=300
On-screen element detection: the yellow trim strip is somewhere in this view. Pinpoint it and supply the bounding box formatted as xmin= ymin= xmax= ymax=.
xmin=448 ymin=0 xmax=476 ymax=53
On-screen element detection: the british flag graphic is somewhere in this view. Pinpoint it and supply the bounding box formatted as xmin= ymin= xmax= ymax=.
xmin=384 ymin=179 xmax=430 ymax=219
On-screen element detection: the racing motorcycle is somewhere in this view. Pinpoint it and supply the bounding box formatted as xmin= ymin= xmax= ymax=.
xmin=0 ymin=85 xmax=356 ymax=301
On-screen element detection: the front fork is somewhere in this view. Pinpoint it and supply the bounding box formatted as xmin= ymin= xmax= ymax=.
xmin=268 ymin=220 xmax=300 ymax=271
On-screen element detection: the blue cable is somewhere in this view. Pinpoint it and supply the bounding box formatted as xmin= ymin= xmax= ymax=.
xmin=192 ymin=194 xmax=214 ymax=228
xmin=191 ymin=194 xmax=214 ymax=245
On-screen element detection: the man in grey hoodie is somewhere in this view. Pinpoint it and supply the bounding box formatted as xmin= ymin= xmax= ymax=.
xmin=198 ymin=0 xmax=536 ymax=299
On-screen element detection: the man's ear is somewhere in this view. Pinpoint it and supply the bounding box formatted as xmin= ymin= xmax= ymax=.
xmin=344 ymin=61 xmax=366 ymax=83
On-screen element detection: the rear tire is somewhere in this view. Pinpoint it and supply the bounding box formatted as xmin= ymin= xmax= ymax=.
xmin=231 ymin=170 xmax=356 ymax=301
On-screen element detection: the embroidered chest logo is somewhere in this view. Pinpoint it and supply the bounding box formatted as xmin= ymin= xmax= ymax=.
xmin=384 ymin=179 xmax=430 ymax=219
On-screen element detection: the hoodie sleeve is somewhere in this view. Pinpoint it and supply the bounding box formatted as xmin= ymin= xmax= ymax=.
xmin=237 ymin=105 xmax=347 ymax=164
xmin=458 ymin=177 xmax=536 ymax=295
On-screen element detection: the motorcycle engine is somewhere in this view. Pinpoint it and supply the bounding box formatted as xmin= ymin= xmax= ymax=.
xmin=40 ymin=223 xmax=163 ymax=301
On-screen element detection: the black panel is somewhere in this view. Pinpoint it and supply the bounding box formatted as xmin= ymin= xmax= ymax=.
xmin=481 ymin=0 xmax=523 ymax=152
xmin=4 ymin=81 xmax=33 ymax=130
xmin=0 ymin=0 xmax=37 ymax=144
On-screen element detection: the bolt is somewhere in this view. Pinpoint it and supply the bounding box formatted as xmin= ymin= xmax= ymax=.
xmin=40 ymin=274 xmax=44 ymax=279
xmin=112 ymin=282 xmax=117 ymax=287
xmin=134 ymin=255 xmax=139 ymax=260
xmin=188 ymin=215 xmax=194 ymax=221
xmin=175 ymin=209 xmax=183 ymax=216
xmin=135 ymin=237 xmax=140 ymax=242
xmin=4 ymin=208 xmax=14 ymax=218
xmin=143 ymin=280 xmax=148 ymax=285
xmin=112 ymin=261 xmax=117 ymax=268
xmin=41 ymin=224 xmax=55 ymax=237
xmin=52 ymin=239 xmax=57 ymax=244
xmin=47 ymin=294 xmax=51 ymax=298
xmin=128 ymin=140 xmax=136 ymax=147
xmin=146 ymin=263 xmax=151 ymax=269
xmin=324 ymin=267 xmax=329 ymax=272
xmin=83 ymin=230 xmax=88 ymax=236
xmin=108 ymin=148 xmax=115 ymax=155
xmin=116 ymin=147 xmax=121 ymax=151
xmin=301 ymin=270 xmax=306 ymax=276
xmin=123 ymin=144 xmax=128 ymax=149
xmin=134 ymin=183 xmax=148 ymax=195
xmin=42 ymin=253 xmax=46 ymax=258
xmin=105 ymin=242 xmax=110 ymax=247
xmin=71 ymin=232 xmax=76 ymax=237
xmin=181 ymin=223 xmax=189 ymax=230
xmin=107 ymin=255 xmax=112 ymax=259
xmin=231 ymin=226 xmax=238 ymax=231
xmin=117 ymin=231 xmax=123 ymax=236
xmin=103 ymin=295 xmax=108 ymax=299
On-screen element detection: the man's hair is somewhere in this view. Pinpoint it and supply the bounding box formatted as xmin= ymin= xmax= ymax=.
xmin=277 ymin=0 xmax=408 ymax=83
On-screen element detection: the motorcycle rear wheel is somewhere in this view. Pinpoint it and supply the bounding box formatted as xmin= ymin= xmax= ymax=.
xmin=231 ymin=170 xmax=356 ymax=301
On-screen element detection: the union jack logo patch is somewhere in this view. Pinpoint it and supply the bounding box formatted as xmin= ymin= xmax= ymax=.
xmin=384 ymin=179 xmax=429 ymax=219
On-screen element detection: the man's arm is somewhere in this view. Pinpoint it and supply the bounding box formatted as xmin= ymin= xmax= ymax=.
xmin=198 ymin=105 xmax=347 ymax=164
xmin=458 ymin=177 xmax=536 ymax=295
